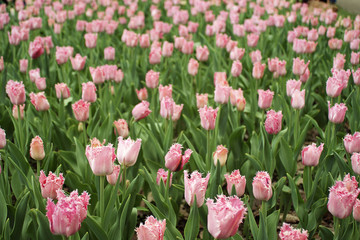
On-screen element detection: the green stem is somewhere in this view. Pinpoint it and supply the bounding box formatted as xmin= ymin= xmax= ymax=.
xmin=122 ymin=164 xmax=127 ymax=191
xmin=206 ymin=130 xmax=211 ymax=171
xmin=17 ymin=106 xmax=24 ymax=153
xmin=99 ymin=175 xmax=105 ymax=226
xmin=303 ymin=166 xmax=312 ymax=200
xmin=60 ymin=97 xmax=64 ymax=126
xmin=294 ymin=109 xmax=299 ymax=147
xmin=83 ymin=122 xmax=87 ymax=147
xmin=165 ymin=169 xmax=171 ymax=199
xmin=334 ymin=217 xmax=340 ymax=240
xmin=37 ymin=161 xmax=40 ymax=177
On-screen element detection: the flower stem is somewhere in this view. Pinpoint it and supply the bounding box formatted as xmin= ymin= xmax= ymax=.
xmin=294 ymin=109 xmax=299 ymax=147
xmin=99 ymin=175 xmax=105 ymax=226
xmin=206 ymin=130 xmax=211 ymax=171
xmin=165 ymin=169 xmax=171 ymax=199
xmin=122 ymin=164 xmax=127 ymax=191
xmin=334 ymin=217 xmax=340 ymax=240
xmin=303 ymin=166 xmax=312 ymax=200
xmin=37 ymin=161 xmax=40 ymax=178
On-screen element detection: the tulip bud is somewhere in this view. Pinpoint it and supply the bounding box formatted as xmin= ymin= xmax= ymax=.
xmin=156 ymin=168 xmax=172 ymax=187
xmin=106 ymin=165 xmax=121 ymax=185
xmin=0 ymin=128 xmax=6 ymax=149
xmin=184 ymin=170 xmax=210 ymax=207
xmin=213 ymin=145 xmax=228 ymax=167
xmin=252 ymin=171 xmax=272 ymax=201
xmin=225 ymin=170 xmax=246 ymax=197
xmin=117 ymin=137 xmax=141 ymax=167
xmin=30 ymin=136 xmax=45 ymax=161
xmin=301 ymin=143 xmax=324 ymax=166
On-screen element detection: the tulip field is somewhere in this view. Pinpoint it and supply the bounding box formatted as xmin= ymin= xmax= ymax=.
xmin=2 ymin=0 xmax=360 ymax=238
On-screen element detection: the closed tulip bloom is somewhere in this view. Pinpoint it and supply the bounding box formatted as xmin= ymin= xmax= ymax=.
xmin=30 ymin=92 xmax=50 ymax=111
xmin=29 ymin=68 xmax=41 ymax=82
xmin=351 ymin=39 xmax=360 ymax=50
xmin=135 ymin=88 xmax=147 ymax=101
xmin=206 ymin=195 xmax=247 ymax=239
xmin=117 ymin=136 xmax=141 ymax=167
xmin=84 ymin=33 xmax=97 ymax=48
xmin=0 ymin=56 xmax=4 ymax=72
xmin=55 ymin=83 xmax=70 ymax=99
xmin=258 ymin=89 xmax=274 ymax=109
xmin=160 ymin=97 xmax=174 ymax=119
xmin=351 ymin=52 xmax=360 ymax=65
xmin=247 ymin=33 xmax=259 ymax=47
xmin=276 ymin=60 xmax=287 ymax=77
xmin=35 ymin=77 xmax=46 ymax=91
xmin=328 ymin=38 xmax=343 ymax=50
xmin=328 ymin=101 xmax=347 ymax=124
xmin=230 ymin=88 xmax=246 ymax=111
xmin=196 ymin=45 xmax=209 ymax=62
xmin=230 ymin=47 xmax=245 ymax=61
xmin=113 ymin=119 xmax=129 ymax=138
xmin=72 ymin=99 xmax=90 ymax=122
xmin=114 ymin=69 xmax=124 ymax=83
xmin=196 ymin=93 xmax=208 ymax=109
xmin=172 ymin=103 xmax=183 ymax=121
xmin=188 ymin=58 xmax=199 ymax=76
xmin=293 ymin=58 xmax=310 ymax=76
xmin=352 ymin=69 xmax=360 ymax=85
xmin=146 ymin=70 xmax=160 ymax=89
xmin=252 ymin=171 xmax=273 ymax=201
xmin=182 ymin=41 xmax=194 ymax=55
xmin=136 ymin=216 xmax=166 ymax=240
xmin=231 ymin=60 xmax=242 ymax=77
xmin=291 ymin=89 xmax=305 ymax=109
xmin=12 ymin=104 xmax=25 ymax=120
xmin=199 ymin=106 xmax=218 ymax=130
xmin=46 ymin=190 xmax=90 ymax=237
xmin=353 ymin=199 xmax=360 ymax=222
xmin=107 ymin=165 xmax=121 ymax=185
xmin=149 ymin=47 xmax=162 ymax=64
xmin=300 ymin=68 xmax=310 ymax=83
xmin=286 ymin=79 xmax=302 ymax=97
xmin=104 ymin=46 xmax=115 ymax=61
xmin=70 ymin=54 xmax=87 ymax=71
xmin=156 ymin=168 xmax=173 ymax=187
xmin=252 ymin=62 xmax=266 ymax=79
xmin=351 ymin=153 xmax=360 ymax=175
xmin=214 ymin=85 xmax=231 ymax=104
xmin=333 ymin=53 xmax=346 ymax=70
xmin=250 ymin=50 xmax=262 ymax=63
xmin=39 ymin=170 xmax=64 ymax=199
xmin=81 ymin=82 xmax=97 ymax=103
xmin=265 ymin=110 xmax=282 ymax=134
xmin=162 ymin=41 xmax=173 ymax=57
xmin=165 ymin=143 xmax=192 ymax=171
xmin=184 ymin=170 xmax=210 ymax=207
xmin=85 ymin=138 xmax=116 ymax=176
xmin=214 ymin=72 xmax=228 ymax=86
xmin=327 ymin=27 xmax=336 ymax=38
xmin=139 ymin=34 xmax=150 ymax=48
xmin=158 ymin=84 xmax=172 ymax=100
xmin=213 ymin=145 xmax=228 ymax=166
xmin=89 ymin=67 xmax=105 ymax=84
xmin=327 ymin=174 xmax=360 ymax=219
xmin=268 ymin=58 xmax=279 ymax=72
xmin=132 ymin=101 xmax=152 ymax=121
xmin=0 ymin=128 xmax=6 ymax=149
xmin=225 ymin=170 xmax=246 ymax=197
xmin=19 ymin=59 xmax=28 ymax=73
xmin=344 ymin=132 xmax=360 ymax=154
xmin=28 ymin=38 xmax=44 ymax=59
xmin=56 ymin=46 xmax=73 ymax=65
xmin=301 ymin=143 xmax=324 ymax=166
xmin=30 ymin=136 xmax=45 ymax=161
xmin=6 ymin=80 xmax=26 ymax=105
xmin=279 ymin=223 xmax=308 ymax=240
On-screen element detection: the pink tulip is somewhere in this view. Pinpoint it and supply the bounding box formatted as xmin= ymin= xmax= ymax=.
xmin=55 ymin=83 xmax=70 ymax=99
xmin=353 ymin=69 xmax=360 ymax=85
xmin=0 ymin=128 xmax=6 ymax=149
xmin=81 ymin=82 xmax=97 ymax=103
xmin=351 ymin=52 xmax=360 ymax=65
xmin=344 ymin=132 xmax=360 ymax=154
xmin=276 ymin=60 xmax=287 ymax=77
xmin=265 ymin=110 xmax=283 ymax=134
xmin=351 ymin=153 xmax=360 ymax=175
xmin=46 ymin=190 xmax=90 ymax=237
xmin=117 ymin=136 xmax=141 ymax=167
xmin=181 ymin=41 xmax=194 ymax=54
xmin=250 ymin=50 xmax=262 ymax=63
xmin=230 ymin=47 xmax=245 ymax=61
xmin=156 ymin=168 xmax=173 ymax=187
xmin=214 ymin=85 xmax=231 ymax=104
xmin=206 ymin=195 xmax=247 ymax=239
xmin=353 ymin=199 xmax=360 ymax=222
xmin=307 ymin=29 xmax=318 ymax=41
xmin=160 ymin=97 xmax=174 ymax=119
xmin=214 ymin=72 xmax=228 ymax=86
xmin=149 ymin=47 xmax=162 ymax=64
xmin=327 ymin=174 xmax=360 ymax=219
xmin=196 ymin=93 xmax=208 ymax=109
xmin=184 ymin=170 xmax=210 ymax=207
xmin=252 ymin=62 xmax=266 ymax=79
xmin=132 ymin=101 xmax=152 ymax=121
xmin=85 ymin=138 xmax=116 ymax=176
xmin=19 ymin=59 xmax=28 ymax=73
xmin=104 ymin=46 xmax=115 ymax=60
xmin=188 ymin=58 xmax=199 ymax=76
xmin=199 ymin=106 xmax=218 ymax=130
xmin=165 ymin=143 xmax=192 ymax=171
xmin=70 ymin=54 xmax=87 ymax=71
xmin=30 ymin=136 xmax=45 ymax=161
xmin=162 ymin=41 xmax=173 ymax=57
xmin=196 ymin=45 xmax=209 ymax=62
xmin=258 ymin=89 xmax=274 ymax=109
xmin=115 ymin=69 xmax=124 ymax=83
xmin=39 ymin=170 xmax=64 ymax=199
xmin=146 ymin=70 xmax=160 ymax=89
xmin=84 ymin=33 xmax=97 ymax=48
xmin=231 ymin=61 xmax=243 ymax=77
xmin=252 ymin=171 xmax=273 ymax=201
xmin=326 ymin=76 xmax=346 ymax=98
xmin=226 ymin=40 xmax=237 ymax=53
xmin=6 ymin=80 xmax=26 ymax=105
xmin=351 ymin=39 xmax=360 ymax=50
xmin=107 ymin=165 xmax=121 ymax=185
xmin=318 ymin=26 xmax=326 ymax=35
xmin=136 ymin=216 xmax=166 ymax=240
xmin=291 ymin=89 xmax=305 ymax=109
xmin=29 ymin=37 xmax=44 ymax=59
xmin=89 ymin=67 xmax=105 ymax=84
xmin=279 ymin=223 xmax=308 ymax=240
xmin=113 ymin=119 xmax=129 ymax=138
xmin=292 ymin=58 xmax=310 ymax=76
xmin=139 ymin=34 xmax=150 ymax=48
xmin=136 ymin=88 xmax=148 ymax=101
xmin=301 ymin=143 xmax=324 ymax=166
xmin=327 ymin=27 xmax=336 ymax=38
xmin=328 ymin=38 xmax=343 ymax=50
xmin=286 ymin=80 xmax=302 ymax=97
xmin=225 ymin=169 xmax=246 ymax=197
xmin=333 ymin=53 xmax=346 ymax=70
xmin=12 ymin=104 xmax=25 ymax=120
xmin=172 ymin=103 xmax=183 ymax=121
xmin=72 ymin=99 xmax=90 ymax=122
xmin=35 ymin=77 xmax=46 ymax=91
xmin=328 ymin=101 xmax=347 ymax=124
xmin=213 ymin=145 xmax=228 ymax=166
xmin=30 ymin=92 xmax=50 ymax=111
xmin=158 ymin=84 xmax=172 ymax=100
xmin=230 ymin=88 xmax=246 ymax=111
xmin=247 ymin=33 xmax=259 ymax=47
xmin=0 ymin=56 xmax=3 ymax=72
xmin=216 ymin=33 xmax=229 ymax=48
xmin=56 ymin=46 xmax=73 ymax=65
xmin=268 ymin=58 xmax=279 ymax=73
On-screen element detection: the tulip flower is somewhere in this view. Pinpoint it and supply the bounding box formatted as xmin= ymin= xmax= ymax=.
xmin=12 ymin=104 xmax=25 ymax=120
xmin=85 ymin=138 xmax=116 ymax=176
xmin=46 ymin=190 xmax=90 ymax=237
xmin=55 ymin=83 xmax=71 ymax=99
xmin=213 ymin=145 xmax=228 ymax=166
xmin=104 ymin=46 xmax=115 ymax=60
xmin=196 ymin=45 xmax=209 ymax=62
xmin=70 ymin=54 xmax=87 ymax=71
xmin=30 ymin=136 xmax=45 ymax=161
xmin=252 ymin=62 xmax=266 ymax=79
xmin=252 ymin=171 xmax=273 ymax=201
xmin=291 ymin=89 xmax=305 ymax=109
xmin=113 ymin=119 xmax=129 ymax=138
xmin=6 ymin=80 xmax=26 ymax=105
xmin=230 ymin=88 xmax=246 ymax=111
xmin=158 ymin=84 xmax=172 ymax=100
xmin=344 ymin=132 xmax=360 ymax=154
xmin=39 ymin=170 xmax=64 ymax=199
xmin=231 ymin=60 xmax=243 ymax=77
xmin=132 ymin=101 xmax=152 ymax=121
xmin=81 ymin=82 xmax=97 ymax=103
xmin=265 ymin=110 xmax=283 ymax=134
xmin=72 ymin=100 xmax=90 ymax=122
xmin=145 ymin=70 xmax=160 ymax=89
xmin=30 ymin=92 xmax=50 ymax=111
xmin=156 ymin=168 xmax=173 ymax=187
xmin=188 ymin=58 xmax=199 ymax=76
xmin=301 ymin=143 xmax=324 ymax=166
xmin=0 ymin=128 xmax=6 ymax=149
xmin=107 ymin=165 xmax=121 ymax=185
xmin=279 ymin=223 xmax=308 ymax=240
xmin=199 ymin=106 xmax=218 ymax=131
xmin=136 ymin=216 xmax=166 ymax=240
xmin=117 ymin=137 xmax=141 ymax=167
xmin=19 ymin=59 xmax=28 ymax=73
xmin=165 ymin=143 xmax=192 ymax=171
xmin=206 ymin=195 xmax=247 ymax=239
xmin=258 ymin=89 xmax=274 ymax=109
xmin=328 ymin=101 xmax=347 ymax=124
xmin=225 ymin=170 xmax=246 ymax=197
xmin=29 ymin=68 xmax=41 ymax=82
xmin=184 ymin=170 xmax=210 ymax=207
xmin=214 ymin=85 xmax=231 ymax=104
xmin=136 ymin=88 xmax=148 ymax=101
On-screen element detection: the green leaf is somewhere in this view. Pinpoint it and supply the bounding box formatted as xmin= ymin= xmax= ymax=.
xmin=182 ymin=134 xmax=205 ymax=173
xmin=279 ymin=138 xmax=296 ymax=177
xmin=11 ymin=192 xmax=30 ymax=239
xmin=184 ymin=196 xmax=199 ymax=240
xmin=83 ymin=215 xmax=108 ymax=240
xmin=266 ymin=210 xmax=280 ymax=240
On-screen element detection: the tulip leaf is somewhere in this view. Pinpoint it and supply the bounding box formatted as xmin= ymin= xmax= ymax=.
xmin=12 ymin=192 xmax=30 ymax=239
xmin=333 ymin=151 xmax=352 ymax=177
xmin=29 ymin=209 xmax=57 ymax=240
xmin=182 ymin=133 xmax=206 ymax=173
xmin=245 ymin=154 xmax=263 ymax=171
xmin=245 ymin=197 xmax=258 ymax=239
xmin=266 ymin=210 xmax=280 ymax=240
xmin=83 ymin=215 xmax=108 ymax=240
xmin=81 ymin=232 xmax=89 ymax=240
xmin=279 ymin=138 xmax=296 ymax=177
xmin=319 ymin=226 xmax=334 ymax=239
xmin=184 ymin=196 xmax=199 ymax=240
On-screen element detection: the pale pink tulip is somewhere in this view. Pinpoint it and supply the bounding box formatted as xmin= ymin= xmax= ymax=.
xmin=39 ymin=171 xmax=64 ymax=199
xmin=184 ymin=170 xmax=210 ymax=207
xmin=301 ymin=143 xmax=324 ymax=166
xmin=117 ymin=137 xmax=141 ymax=167
xmin=252 ymin=171 xmax=272 ymax=201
